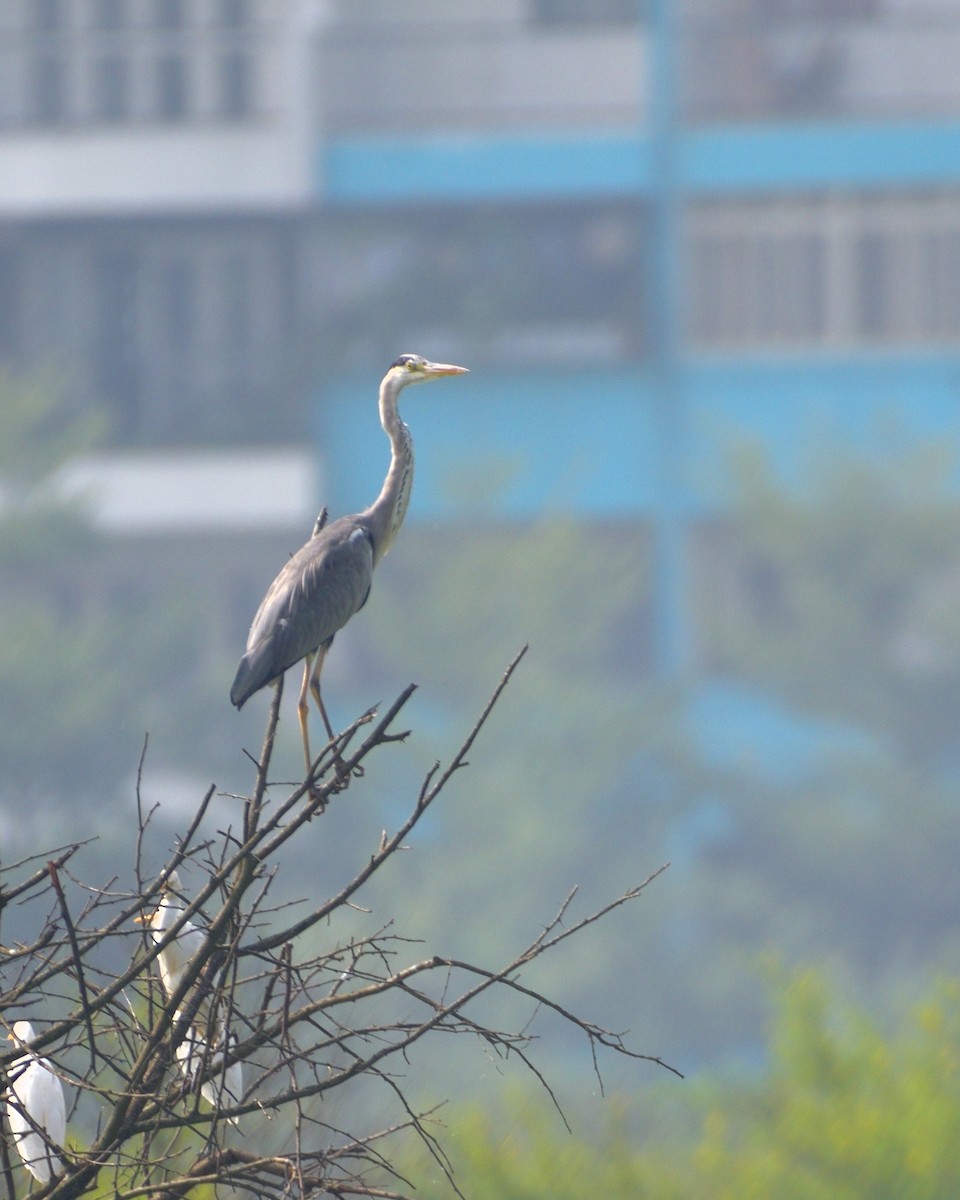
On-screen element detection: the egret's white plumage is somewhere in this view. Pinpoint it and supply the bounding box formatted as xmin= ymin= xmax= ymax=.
xmin=6 ymin=1021 xmax=66 ymax=1183
xmin=139 ymin=872 xmax=242 ymax=1126
xmin=175 ymin=1016 xmax=243 ymax=1126
xmin=141 ymin=871 xmax=205 ymax=999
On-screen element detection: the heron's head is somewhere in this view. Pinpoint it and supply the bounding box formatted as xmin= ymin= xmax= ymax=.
xmin=386 ymin=353 xmax=468 ymax=390
xmin=9 ymin=1021 xmax=36 ymax=1046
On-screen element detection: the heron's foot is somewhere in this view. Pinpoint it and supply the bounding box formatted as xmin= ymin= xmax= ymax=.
xmin=328 ymin=753 xmax=363 ymax=790
xmin=306 ymin=781 xmax=329 ymax=813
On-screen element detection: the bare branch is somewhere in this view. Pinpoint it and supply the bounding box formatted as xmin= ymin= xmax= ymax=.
xmin=2 ymin=651 xmax=676 ymax=1200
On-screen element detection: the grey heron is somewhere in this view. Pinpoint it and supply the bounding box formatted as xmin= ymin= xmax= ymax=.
xmin=230 ymin=354 xmax=468 ymax=779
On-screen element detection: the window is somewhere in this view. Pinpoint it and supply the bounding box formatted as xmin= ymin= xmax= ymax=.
xmin=855 ymin=231 xmax=888 ymax=338
xmin=156 ymin=256 xmax=197 ymax=426
xmin=94 ymin=0 xmax=125 ymax=29
xmin=220 ymin=51 xmax=252 ymax=117
xmin=923 ymin=230 xmax=960 ymax=339
xmin=222 ymin=254 xmax=253 ymax=371
xmin=31 ymin=54 xmax=66 ymax=123
xmin=155 ymin=54 xmax=188 ymax=119
xmin=94 ymin=56 xmax=129 ymax=121
xmin=34 ymin=0 xmax=63 ymax=32
xmin=154 ymin=0 xmax=185 ymax=29
xmin=92 ymin=248 xmax=141 ymax=439
xmin=219 ymin=0 xmax=249 ymax=27
xmin=690 ymin=199 xmax=837 ymax=347
xmin=0 ymin=248 xmax=21 ymax=359
xmin=317 ymin=204 xmax=643 ymax=365
xmin=753 ymin=233 xmax=826 ymax=341
xmin=159 ymin=258 xmax=196 ymax=351
xmin=690 ymin=193 xmax=960 ymax=350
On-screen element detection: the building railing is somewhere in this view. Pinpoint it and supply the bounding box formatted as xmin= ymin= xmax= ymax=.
xmin=683 ymin=6 xmax=960 ymax=123
xmin=318 ymin=8 xmax=960 ymax=135
xmin=317 ymin=19 xmax=645 ymax=135
xmin=0 ymin=18 xmax=270 ymax=130
xmin=8 ymin=8 xmax=960 ymax=138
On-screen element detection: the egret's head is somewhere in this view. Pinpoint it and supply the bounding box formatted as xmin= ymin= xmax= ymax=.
xmin=386 ymin=353 xmax=468 ymax=389
xmin=135 ymin=870 xmax=185 ymax=929
xmin=9 ymin=1021 xmax=36 ymax=1046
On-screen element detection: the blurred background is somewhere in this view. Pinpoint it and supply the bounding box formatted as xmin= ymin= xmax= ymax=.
xmin=4 ymin=0 xmax=960 ymax=1188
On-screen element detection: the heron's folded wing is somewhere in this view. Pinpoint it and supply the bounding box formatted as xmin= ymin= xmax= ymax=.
xmin=233 ymin=521 xmax=374 ymax=703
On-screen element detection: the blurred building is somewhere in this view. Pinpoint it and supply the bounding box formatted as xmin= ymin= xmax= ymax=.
xmin=0 ymin=0 xmax=319 ymax=446
xmin=4 ymin=0 xmax=960 ymax=668
xmin=314 ymin=0 xmax=960 ymax=675
xmin=0 ymin=0 xmax=324 ymax=654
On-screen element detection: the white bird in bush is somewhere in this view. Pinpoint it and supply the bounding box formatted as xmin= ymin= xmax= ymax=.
xmin=138 ymin=871 xmax=205 ymax=998
xmin=138 ymin=872 xmax=243 ymax=1125
xmin=6 ymin=1021 xmax=67 ymax=1183
xmin=175 ymin=1018 xmax=243 ymax=1125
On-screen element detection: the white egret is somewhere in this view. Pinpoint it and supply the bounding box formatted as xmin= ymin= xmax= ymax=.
xmin=175 ymin=1018 xmax=242 ymax=1126
xmin=137 ymin=871 xmax=205 ymax=999
xmin=6 ymin=1021 xmax=66 ymax=1183
xmin=138 ymin=872 xmax=242 ymax=1125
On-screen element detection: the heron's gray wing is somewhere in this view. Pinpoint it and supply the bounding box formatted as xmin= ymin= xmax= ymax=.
xmin=230 ymin=520 xmax=374 ymax=707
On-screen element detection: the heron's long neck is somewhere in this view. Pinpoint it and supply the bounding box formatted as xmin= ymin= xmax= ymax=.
xmin=367 ymin=381 xmax=414 ymax=566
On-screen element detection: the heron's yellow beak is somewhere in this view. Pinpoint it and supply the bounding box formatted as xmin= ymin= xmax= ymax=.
xmin=424 ymin=362 xmax=468 ymax=377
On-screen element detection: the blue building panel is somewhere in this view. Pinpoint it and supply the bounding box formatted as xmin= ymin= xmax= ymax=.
xmin=684 ymin=120 xmax=960 ymax=193
xmin=321 ymin=120 xmax=960 ymax=204
xmin=317 ymin=368 xmax=659 ymax=519
xmin=317 ymin=357 xmax=960 ymax=523
xmin=321 ymin=131 xmax=649 ymax=204
xmin=685 ymin=355 xmax=960 ymax=500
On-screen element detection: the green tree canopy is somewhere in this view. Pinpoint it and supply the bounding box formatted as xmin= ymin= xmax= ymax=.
xmin=406 ymin=967 xmax=960 ymax=1199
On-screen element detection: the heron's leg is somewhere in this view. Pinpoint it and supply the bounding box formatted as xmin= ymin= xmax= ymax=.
xmin=308 ymin=643 xmax=337 ymax=742
xmin=309 ymin=644 xmax=363 ymax=782
xmin=297 ymin=653 xmax=314 ymax=781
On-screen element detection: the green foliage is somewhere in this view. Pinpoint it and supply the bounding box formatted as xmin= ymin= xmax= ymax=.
xmin=0 ymin=371 xmax=229 ymax=809
xmin=407 ymin=969 xmax=960 ymax=1199
xmin=410 ymin=1099 xmax=682 ymax=1200
xmin=352 ymin=443 xmax=960 ymax=1073
xmin=0 ymin=365 xmax=104 ymax=491
xmin=680 ymin=444 xmax=960 ymax=1045
xmin=371 ymin=517 xmax=649 ymax=699
xmin=357 ymin=518 xmax=668 ymax=1001
xmin=691 ymin=968 xmax=960 ymax=1198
